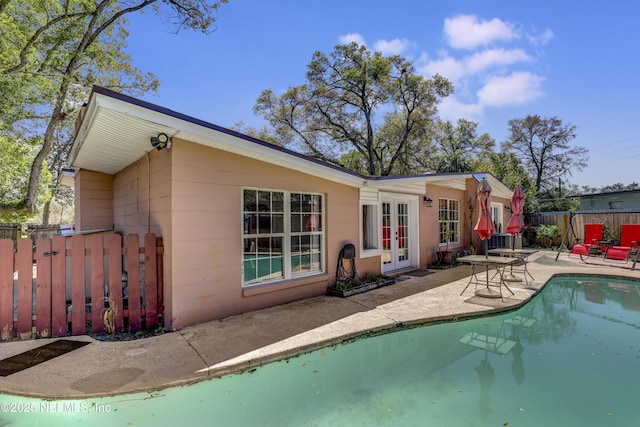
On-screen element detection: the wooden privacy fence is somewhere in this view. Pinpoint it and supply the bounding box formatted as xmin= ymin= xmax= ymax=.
xmin=526 ymin=210 xmax=640 ymax=245
xmin=0 ymin=223 xmax=62 ymax=242
xmin=0 ymin=233 xmax=163 ymax=341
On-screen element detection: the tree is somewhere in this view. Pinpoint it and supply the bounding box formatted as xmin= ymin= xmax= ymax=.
xmin=1 ymin=0 xmax=229 ymax=214
xmin=41 ymin=115 xmax=77 ymax=225
xmin=482 ymin=152 xmax=531 ymax=191
xmin=254 ymin=43 xmax=453 ymax=176
xmin=431 ymin=119 xmax=495 ymax=173
xmin=580 ymin=182 xmax=640 ymax=194
xmin=232 ymin=121 xmax=283 ymax=147
xmin=502 ymin=115 xmax=587 ymax=192
xmin=0 ymin=134 xmax=52 ymax=222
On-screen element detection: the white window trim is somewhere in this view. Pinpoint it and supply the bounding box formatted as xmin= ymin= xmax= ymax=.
xmin=359 ymin=202 xmax=382 ymax=259
xmin=491 ymin=202 xmax=504 ymax=234
xmin=242 ymin=188 xmax=325 ymax=288
xmin=359 ymin=189 xmax=382 ymax=259
xmin=438 ymin=198 xmax=460 ymax=247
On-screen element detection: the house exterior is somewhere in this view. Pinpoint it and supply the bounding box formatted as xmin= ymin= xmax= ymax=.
xmin=577 ymin=189 xmax=640 ymax=211
xmin=67 ymin=86 xmax=514 ymax=330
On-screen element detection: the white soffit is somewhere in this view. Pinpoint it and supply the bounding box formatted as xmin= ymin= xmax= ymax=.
xmin=70 ymin=90 xmax=363 ymax=187
xmin=71 ymin=107 xmax=176 ymax=175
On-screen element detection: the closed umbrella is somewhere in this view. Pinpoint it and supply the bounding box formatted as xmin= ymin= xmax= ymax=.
xmin=505 ymin=185 xmax=525 ymax=279
xmin=506 ymin=186 xmax=525 ymax=236
xmin=474 ymin=178 xmax=495 ymax=241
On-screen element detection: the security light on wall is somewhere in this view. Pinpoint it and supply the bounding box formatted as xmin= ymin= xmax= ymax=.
xmin=150 ymin=133 xmax=171 ymax=151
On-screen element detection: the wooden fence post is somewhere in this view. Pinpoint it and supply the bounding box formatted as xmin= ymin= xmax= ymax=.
xmin=127 ymin=234 xmax=141 ymax=331
xmin=51 ymin=235 xmax=66 ymax=337
xmin=16 ymin=238 xmax=33 ymax=338
xmin=90 ymin=234 xmax=105 ymax=334
xmin=144 ymin=233 xmax=158 ymax=329
xmin=108 ymin=233 xmax=124 ymax=333
xmin=70 ymin=235 xmax=85 ymax=336
xmin=0 ymin=239 xmax=14 ymax=340
xmin=35 ymin=238 xmax=52 ymax=338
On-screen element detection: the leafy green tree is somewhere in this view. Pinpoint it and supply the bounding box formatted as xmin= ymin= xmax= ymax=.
xmin=41 ymin=115 xmax=77 ymax=225
xmin=232 ymin=121 xmax=283 ymax=147
xmin=254 ymin=43 xmax=453 ymax=176
xmin=431 ymin=119 xmax=495 ymax=173
xmin=483 ymin=152 xmax=533 ymax=192
xmin=1 ymin=0 xmax=229 ymax=214
xmin=337 ymin=150 xmax=368 ymax=175
xmin=0 ymin=135 xmax=52 ymax=222
xmin=502 ymin=115 xmax=587 ymax=192
xmin=580 ymin=182 xmax=640 ymax=194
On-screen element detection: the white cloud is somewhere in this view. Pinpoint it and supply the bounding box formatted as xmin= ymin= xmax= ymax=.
xmin=477 ymin=72 xmax=544 ymax=106
xmin=444 ymin=15 xmax=519 ymax=50
xmin=527 ymin=28 xmax=554 ymax=46
xmin=419 ymin=56 xmax=466 ymax=82
xmin=465 ymin=48 xmax=531 ymax=74
xmin=336 ymin=16 xmax=550 ymax=124
xmin=338 ymin=33 xmax=367 ymax=47
xmin=419 ymin=48 xmax=531 ymax=84
xmin=438 ymin=97 xmax=484 ymax=123
xmin=373 ymin=38 xmax=413 ymax=55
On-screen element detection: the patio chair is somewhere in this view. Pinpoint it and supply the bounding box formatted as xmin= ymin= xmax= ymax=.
xmin=569 ymin=223 xmax=604 ymax=259
xmin=603 ymin=224 xmax=640 ymax=269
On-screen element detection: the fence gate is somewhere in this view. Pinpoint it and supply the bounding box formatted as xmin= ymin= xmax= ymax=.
xmin=0 ymin=233 xmax=163 ymax=341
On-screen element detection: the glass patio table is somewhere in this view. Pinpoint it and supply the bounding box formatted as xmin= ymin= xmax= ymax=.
xmin=457 ymin=255 xmax=518 ymax=301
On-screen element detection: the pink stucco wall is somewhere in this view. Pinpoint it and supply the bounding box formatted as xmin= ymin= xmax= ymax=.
xmin=75 ymin=138 xmax=513 ymax=330
xmin=110 ymin=148 xmax=174 ymax=324
xmin=421 ymin=185 xmax=467 ymax=265
xmin=419 ymin=179 xmax=513 ymax=265
xmin=97 ymin=139 xmax=366 ymax=329
xmin=164 ymin=139 xmax=364 ymax=328
xmin=74 ymin=170 xmax=114 ymax=231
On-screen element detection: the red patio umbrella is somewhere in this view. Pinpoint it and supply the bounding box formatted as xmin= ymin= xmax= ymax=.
xmin=474 ymin=177 xmax=495 ymax=240
xmin=506 ymin=185 xmax=525 ymax=236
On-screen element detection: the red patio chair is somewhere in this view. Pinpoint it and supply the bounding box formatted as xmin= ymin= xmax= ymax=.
xmin=604 ymin=224 xmax=640 ymax=269
xmin=570 ymin=223 xmax=604 ymax=259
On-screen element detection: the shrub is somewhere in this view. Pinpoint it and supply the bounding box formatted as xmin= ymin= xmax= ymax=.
xmin=536 ymin=224 xmax=561 ymax=248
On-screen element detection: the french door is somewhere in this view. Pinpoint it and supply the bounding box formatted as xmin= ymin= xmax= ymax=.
xmin=382 ymin=198 xmax=413 ymax=272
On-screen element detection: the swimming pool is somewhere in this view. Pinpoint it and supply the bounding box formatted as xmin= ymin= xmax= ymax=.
xmin=2 ymin=274 xmax=639 ymax=426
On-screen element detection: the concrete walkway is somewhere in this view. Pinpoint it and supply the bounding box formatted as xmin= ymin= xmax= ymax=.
xmin=1 ymin=250 xmax=639 ymax=399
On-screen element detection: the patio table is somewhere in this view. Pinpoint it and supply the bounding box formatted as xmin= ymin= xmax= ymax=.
xmin=487 ymin=248 xmax=537 ymax=284
xmin=457 ymin=255 xmax=518 ymax=301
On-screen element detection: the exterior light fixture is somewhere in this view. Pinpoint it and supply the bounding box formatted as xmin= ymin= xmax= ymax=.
xmin=423 ymin=196 xmax=433 ymax=207
xmin=150 ymin=133 xmax=170 ymax=151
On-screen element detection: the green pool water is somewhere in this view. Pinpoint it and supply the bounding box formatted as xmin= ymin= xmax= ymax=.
xmin=2 ymin=274 xmax=640 ymax=426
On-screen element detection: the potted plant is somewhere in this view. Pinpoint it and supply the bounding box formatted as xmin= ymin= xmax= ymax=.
xmin=436 ymin=218 xmax=455 ymax=266
xmin=327 ymin=272 xmax=395 ymax=297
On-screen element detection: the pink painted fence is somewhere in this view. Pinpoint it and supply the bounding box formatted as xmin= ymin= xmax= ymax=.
xmin=0 ymin=233 xmax=163 ymax=340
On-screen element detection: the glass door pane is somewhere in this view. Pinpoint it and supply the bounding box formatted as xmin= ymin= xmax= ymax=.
xmin=397 ymin=202 xmax=409 ymax=262
xmin=382 ymin=202 xmax=391 ymax=265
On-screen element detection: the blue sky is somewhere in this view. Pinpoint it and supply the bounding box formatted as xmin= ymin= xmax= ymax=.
xmin=125 ymin=0 xmax=640 ymax=189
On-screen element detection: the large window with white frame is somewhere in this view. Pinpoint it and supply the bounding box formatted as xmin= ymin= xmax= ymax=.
xmin=361 ymin=204 xmax=379 ymax=251
xmin=438 ymin=198 xmax=460 ymax=245
xmin=242 ymin=189 xmax=323 ymax=286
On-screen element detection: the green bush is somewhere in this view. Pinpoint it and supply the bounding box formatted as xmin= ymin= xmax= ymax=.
xmin=536 ymin=224 xmax=561 ymax=248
